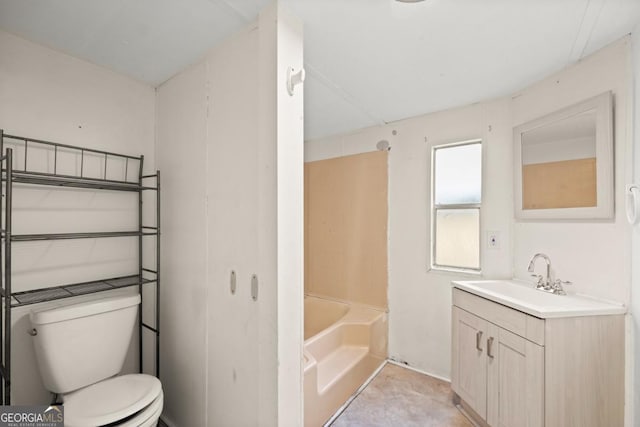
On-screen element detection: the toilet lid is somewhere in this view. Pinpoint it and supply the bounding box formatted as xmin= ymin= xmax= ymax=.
xmin=63 ymin=374 xmax=162 ymax=427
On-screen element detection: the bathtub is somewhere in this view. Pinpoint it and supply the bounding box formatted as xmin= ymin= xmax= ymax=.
xmin=303 ymin=295 xmax=387 ymax=427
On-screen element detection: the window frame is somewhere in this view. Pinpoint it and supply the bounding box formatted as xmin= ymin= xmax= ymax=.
xmin=430 ymin=139 xmax=482 ymax=274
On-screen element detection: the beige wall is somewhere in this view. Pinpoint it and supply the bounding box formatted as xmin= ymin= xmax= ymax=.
xmin=305 ymin=151 xmax=388 ymax=309
xmin=522 ymin=157 xmax=597 ymax=209
xmin=0 ymin=30 xmax=156 ymax=404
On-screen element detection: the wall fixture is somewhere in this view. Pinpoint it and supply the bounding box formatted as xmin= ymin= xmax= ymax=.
xmin=376 ymin=140 xmax=390 ymax=151
xmin=287 ymin=67 xmax=305 ymax=96
xmin=626 ymin=184 xmax=640 ymax=224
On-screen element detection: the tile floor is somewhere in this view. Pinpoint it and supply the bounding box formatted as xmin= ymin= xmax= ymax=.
xmin=330 ymin=363 xmax=473 ymax=427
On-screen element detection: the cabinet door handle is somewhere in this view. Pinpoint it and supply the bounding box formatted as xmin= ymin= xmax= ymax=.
xmin=487 ymin=337 xmax=495 ymax=359
xmin=476 ymin=331 xmax=483 ymax=352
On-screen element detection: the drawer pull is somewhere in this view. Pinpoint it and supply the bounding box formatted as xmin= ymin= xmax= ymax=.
xmin=476 ymin=331 xmax=483 ymax=352
xmin=487 ymin=337 xmax=495 ymax=359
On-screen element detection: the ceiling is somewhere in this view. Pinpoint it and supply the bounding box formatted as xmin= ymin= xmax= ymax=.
xmin=1 ymin=0 xmax=639 ymax=141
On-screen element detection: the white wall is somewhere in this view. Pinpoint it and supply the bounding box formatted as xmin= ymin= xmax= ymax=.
xmin=155 ymin=59 xmax=208 ymax=427
xmin=156 ymin=24 xmax=260 ymax=427
xmin=156 ymin=3 xmax=304 ymax=426
xmin=1 ymin=3 xmax=304 ymax=422
xmin=511 ymin=37 xmax=632 ymax=304
xmin=305 ymin=37 xmax=632 ymax=390
xmin=521 ymin=136 xmax=595 ymax=165
xmin=0 ymin=32 xmax=155 ymax=164
xmin=206 ymin=23 xmax=264 ymax=427
xmin=0 ymin=30 xmax=156 ymax=403
xmin=513 ymin=36 xmax=633 ymax=427
xmin=272 ymin=5 xmax=305 ymax=425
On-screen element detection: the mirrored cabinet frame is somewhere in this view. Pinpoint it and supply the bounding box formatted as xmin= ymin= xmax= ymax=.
xmin=514 ymin=91 xmax=613 ymax=220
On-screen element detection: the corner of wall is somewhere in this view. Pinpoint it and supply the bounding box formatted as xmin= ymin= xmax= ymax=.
xmin=629 ymin=22 xmax=640 ymax=427
xmin=153 ymin=86 xmax=159 ymax=172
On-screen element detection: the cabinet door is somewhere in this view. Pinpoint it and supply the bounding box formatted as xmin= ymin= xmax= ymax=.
xmin=486 ymin=324 xmax=544 ymax=427
xmin=452 ymin=307 xmax=488 ymax=419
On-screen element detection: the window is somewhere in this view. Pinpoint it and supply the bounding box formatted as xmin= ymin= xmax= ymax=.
xmin=431 ymin=140 xmax=482 ymax=271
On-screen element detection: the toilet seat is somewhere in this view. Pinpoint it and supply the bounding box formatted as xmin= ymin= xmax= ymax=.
xmin=117 ymin=390 xmax=163 ymax=427
xmin=63 ymin=374 xmax=162 ymax=427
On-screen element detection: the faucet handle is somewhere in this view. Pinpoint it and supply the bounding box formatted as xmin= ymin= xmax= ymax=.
xmin=551 ymin=279 xmax=572 ymax=295
xmin=530 ymin=274 xmax=545 ymax=289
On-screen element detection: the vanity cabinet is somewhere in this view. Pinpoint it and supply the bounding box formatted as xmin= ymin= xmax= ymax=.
xmin=452 ymin=288 xmax=624 ymax=427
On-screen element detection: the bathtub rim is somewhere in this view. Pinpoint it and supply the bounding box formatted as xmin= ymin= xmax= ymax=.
xmin=304 ymin=295 xmax=387 ymax=345
xmin=303 ymin=296 xmax=387 ymax=374
xmin=304 ymin=292 xmax=388 ymax=314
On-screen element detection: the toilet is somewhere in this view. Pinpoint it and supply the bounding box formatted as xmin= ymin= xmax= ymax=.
xmin=29 ymin=293 xmax=163 ymax=427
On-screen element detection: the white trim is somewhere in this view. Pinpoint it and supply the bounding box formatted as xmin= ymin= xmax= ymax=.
xmin=428 ymin=266 xmax=482 ymax=277
xmin=430 ymin=139 xmax=483 ymax=272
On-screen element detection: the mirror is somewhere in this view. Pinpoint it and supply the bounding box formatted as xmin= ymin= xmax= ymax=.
xmin=514 ymin=91 xmax=613 ymax=219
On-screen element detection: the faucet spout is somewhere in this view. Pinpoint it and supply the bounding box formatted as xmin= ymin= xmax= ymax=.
xmin=527 ymin=253 xmax=551 ymax=287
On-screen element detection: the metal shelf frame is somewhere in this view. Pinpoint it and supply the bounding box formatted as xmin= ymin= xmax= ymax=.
xmin=0 ymin=130 xmax=161 ymax=404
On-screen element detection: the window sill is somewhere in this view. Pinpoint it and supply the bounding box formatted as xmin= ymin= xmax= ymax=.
xmin=428 ymin=266 xmax=482 ymax=278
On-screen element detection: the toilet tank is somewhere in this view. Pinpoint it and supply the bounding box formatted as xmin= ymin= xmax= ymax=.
xmin=30 ymin=294 xmax=141 ymax=394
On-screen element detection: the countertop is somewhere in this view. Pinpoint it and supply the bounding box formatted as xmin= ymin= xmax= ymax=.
xmin=452 ymin=279 xmax=626 ymax=318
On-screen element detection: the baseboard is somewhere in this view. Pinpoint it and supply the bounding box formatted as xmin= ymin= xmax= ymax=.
xmin=159 ymin=413 xmax=178 ymax=427
xmin=456 ymin=398 xmax=489 ymax=427
xmin=386 ymin=358 xmax=451 ymax=383
xmin=455 ymin=403 xmax=482 ymax=427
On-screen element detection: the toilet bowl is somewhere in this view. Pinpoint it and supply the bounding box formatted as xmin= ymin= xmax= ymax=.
xmin=29 ymin=294 xmax=163 ymax=426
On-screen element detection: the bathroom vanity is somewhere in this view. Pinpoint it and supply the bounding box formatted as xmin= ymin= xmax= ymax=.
xmin=451 ymin=280 xmax=626 ymax=427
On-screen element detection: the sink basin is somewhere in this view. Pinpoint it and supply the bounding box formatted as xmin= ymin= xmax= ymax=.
xmin=452 ymin=279 xmax=626 ymax=318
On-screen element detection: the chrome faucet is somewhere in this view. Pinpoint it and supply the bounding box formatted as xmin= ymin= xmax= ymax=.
xmin=527 ymin=253 xmax=551 ymax=291
xmin=527 ymin=253 xmax=572 ymax=295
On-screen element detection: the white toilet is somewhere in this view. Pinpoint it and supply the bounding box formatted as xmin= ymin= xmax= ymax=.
xmin=29 ymin=294 xmax=163 ymax=427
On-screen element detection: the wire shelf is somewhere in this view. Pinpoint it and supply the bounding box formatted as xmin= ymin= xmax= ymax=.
xmin=11 ymin=231 xmax=158 ymax=242
xmin=10 ymin=275 xmax=155 ymax=307
xmin=10 ymin=171 xmax=145 ymax=192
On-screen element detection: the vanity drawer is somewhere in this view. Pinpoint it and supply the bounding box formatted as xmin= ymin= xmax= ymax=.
xmin=453 ymin=288 xmax=544 ymax=345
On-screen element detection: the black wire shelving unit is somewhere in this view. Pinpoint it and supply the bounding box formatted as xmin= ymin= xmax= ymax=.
xmin=0 ymin=130 xmax=161 ymax=404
